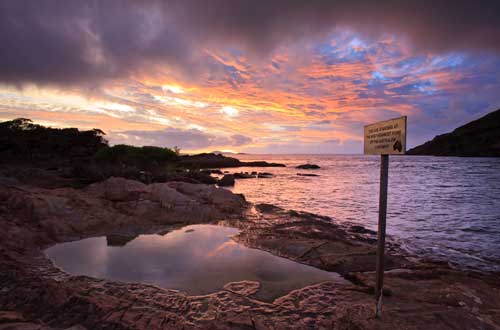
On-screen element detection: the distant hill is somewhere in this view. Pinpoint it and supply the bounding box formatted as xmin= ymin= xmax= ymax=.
xmin=407 ymin=109 xmax=500 ymax=157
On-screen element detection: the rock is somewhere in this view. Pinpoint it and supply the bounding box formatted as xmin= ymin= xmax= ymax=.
xmin=168 ymin=181 xmax=247 ymax=213
xmin=148 ymin=183 xmax=195 ymax=210
xmin=206 ymin=187 xmax=247 ymax=213
xmin=0 ymin=311 xmax=25 ymax=323
xmin=257 ymin=172 xmax=273 ymax=178
xmin=349 ymin=225 xmax=376 ymax=235
xmin=243 ymin=161 xmax=285 ymax=167
xmin=297 ymin=173 xmax=319 ymax=177
xmin=218 ymin=174 xmax=235 ymax=186
xmin=2 ymin=175 xmax=500 ymax=330
xmin=106 ymin=235 xmax=137 ymax=247
xmin=255 ymin=203 xmax=283 ymax=213
xmin=64 ymin=325 xmax=88 ymax=330
xmin=296 ymin=164 xmax=320 ymax=169
xmin=233 ymin=172 xmax=255 ymax=179
xmin=223 ymin=281 xmax=260 ymax=296
xmin=85 ymin=177 xmax=148 ymax=202
xmin=235 ymin=204 xmax=409 ymax=274
xmin=201 ymin=169 xmax=223 ymax=175
xmin=179 ymin=153 xmax=285 ymax=168
xmin=0 ymin=177 xmax=248 ymax=249
xmin=188 ymin=171 xmax=218 ymax=184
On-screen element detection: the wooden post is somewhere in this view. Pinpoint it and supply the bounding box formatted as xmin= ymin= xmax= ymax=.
xmin=375 ymin=154 xmax=389 ymax=318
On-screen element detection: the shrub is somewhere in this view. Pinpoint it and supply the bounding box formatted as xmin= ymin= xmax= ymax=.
xmin=0 ymin=118 xmax=108 ymax=162
xmin=94 ymin=144 xmax=178 ymax=169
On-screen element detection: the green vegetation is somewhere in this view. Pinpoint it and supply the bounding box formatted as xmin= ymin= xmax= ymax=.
xmin=0 ymin=118 xmax=239 ymax=186
xmin=94 ymin=144 xmax=178 ymax=168
xmin=0 ymin=118 xmax=181 ymax=182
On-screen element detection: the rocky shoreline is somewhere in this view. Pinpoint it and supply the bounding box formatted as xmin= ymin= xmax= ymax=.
xmin=179 ymin=153 xmax=286 ymax=169
xmin=1 ymin=171 xmax=499 ymax=329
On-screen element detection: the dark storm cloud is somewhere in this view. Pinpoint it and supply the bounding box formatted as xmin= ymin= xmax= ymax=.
xmin=0 ymin=1 xmax=192 ymax=85
xmin=1 ymin=0 xmax=500 ymax=86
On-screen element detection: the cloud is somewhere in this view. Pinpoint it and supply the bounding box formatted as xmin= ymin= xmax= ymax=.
xmin=243 ymin=138 xmax=362 ymax=154
xmin=1 ymin=11 xmax=499 ymax=155
xmin=1 ymin=1 xmax=499 ymax=86
xmin=0 ymin=1 xmax=193 ymax=86
xmin=231 ymin=134 xmax=253 ymax=146
xmin=108 ymin=127 xmax=253 ymax=151
xmin=220 ymin=106 xmax=239 ymax=118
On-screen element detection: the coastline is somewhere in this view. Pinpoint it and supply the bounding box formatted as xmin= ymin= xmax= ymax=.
xmin=1 ymin=170 xmax=499 ymax=329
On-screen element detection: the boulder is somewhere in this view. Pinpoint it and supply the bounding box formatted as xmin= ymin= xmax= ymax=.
xmin=85 ymin=177 xmax=148 ymax=201
xmin=188 ymin=171 xmax=218 ymax=184
xmin=206 ymin=188 xmax=247 ymax=213
xmin=218 ymin=174 xmax=235 ymax=186
xmin=167 ymin=181 xmax=246 ymax=212
xmin=296 ymin=164 xmax=320 ymax=169
xmin=148 ymin=183 xmax=195 ymax=210
xmin=297 ymin=173 xmax=320 ymax=177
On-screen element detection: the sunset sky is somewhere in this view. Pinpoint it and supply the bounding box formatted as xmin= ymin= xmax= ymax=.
xmin=1 ymin=1 xmax=499 ymax=153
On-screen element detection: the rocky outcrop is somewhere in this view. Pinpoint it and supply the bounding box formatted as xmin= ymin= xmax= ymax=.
xmin=179 ymin=153 xmax=285 ymax=168
xmin=233 ymin=204 xmax=407 ymax=274
xmin=407 ymin=108 xmax=500 ymax=157
xmin=297 ymin=173 xmax=320 ymax=177
xmin=296 ymin=164 xmax=320 ymax=169
xmin=0 ymin=177 xmax=247 ymax=249
xmin=1 ymin=176 xmax=500 ymax=330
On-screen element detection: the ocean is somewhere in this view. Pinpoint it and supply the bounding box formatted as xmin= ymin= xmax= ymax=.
xmin=230 ymin=154 xmax=500 ymax=272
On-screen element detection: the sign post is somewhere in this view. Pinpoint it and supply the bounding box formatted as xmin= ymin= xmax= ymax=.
xmin=363 ymin=116 xmax=407 ymax=318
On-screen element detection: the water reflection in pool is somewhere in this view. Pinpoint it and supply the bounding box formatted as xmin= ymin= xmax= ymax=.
xmin=45 ymin=224 xmax=343 ymax=301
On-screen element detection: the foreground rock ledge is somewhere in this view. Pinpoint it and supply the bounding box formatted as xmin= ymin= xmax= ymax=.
xmin=0 ymin=177 xmax=499 ymax=330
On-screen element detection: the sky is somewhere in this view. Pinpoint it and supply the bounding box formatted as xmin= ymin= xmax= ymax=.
xmin=1 ymin=1 xmax=500 ymax=154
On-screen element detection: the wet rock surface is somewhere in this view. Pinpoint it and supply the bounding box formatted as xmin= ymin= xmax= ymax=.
xmin=1 ymin=176 xmax=499 ymax=329
xmin=231 ymin=204 xmax=408 ymax=275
